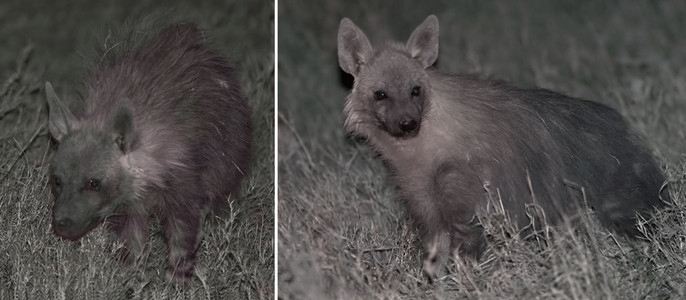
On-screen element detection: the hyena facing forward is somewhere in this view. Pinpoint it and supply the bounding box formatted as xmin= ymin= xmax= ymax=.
xmin=46 ymin=23 xmax=251 ymax=283
xmin=338 ymin=15 xmax=669 ymax=277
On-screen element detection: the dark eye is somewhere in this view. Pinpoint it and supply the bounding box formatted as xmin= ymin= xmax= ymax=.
xmin=86 ymin=179 xmax=100 ymax=191
xmin=411 ymin=86 xmax=421 ymax=97
xmin=52 ymin=176 xmax=61 ymax=187
xmin=374 ymin=90 xmax=388 ymax=101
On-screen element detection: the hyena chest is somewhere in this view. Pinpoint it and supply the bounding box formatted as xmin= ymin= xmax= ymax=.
xmin=387 ymin=129 xmax=486 ymax=208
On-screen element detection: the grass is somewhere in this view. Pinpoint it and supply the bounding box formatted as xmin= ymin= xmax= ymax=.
xmin=0 ymin=0 xmax=273 ymax=299
xmin=278 ymin=0 xmax=686 ymax=299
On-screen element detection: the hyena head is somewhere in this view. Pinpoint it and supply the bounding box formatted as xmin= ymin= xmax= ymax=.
xmin=338 ymin=15 xmax=439 ymax=139
xmin=45 ymin=82 xmax=136 ymax=241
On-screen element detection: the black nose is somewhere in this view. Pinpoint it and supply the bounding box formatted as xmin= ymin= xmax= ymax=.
xmin=399 ymin=119 xmax=417 ymax=132
xmin=54 ymin=217 xmax=72 ymax=230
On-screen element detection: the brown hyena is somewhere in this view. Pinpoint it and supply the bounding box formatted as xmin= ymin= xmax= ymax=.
xmin=338 ymin=15 xmax=669 ymax=277
xmin=46 ymin=23 xmax=252 ymax=283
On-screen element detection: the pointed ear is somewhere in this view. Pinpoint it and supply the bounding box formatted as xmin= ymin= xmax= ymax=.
xmin=112 ymin=105 xmax=137 ymax=153
xmin=406 ymin=15 xmax=439 ymax=68
xmin=46 ymin=82 xmax=76 ymax=143
xmin=338 ymin=18 xmax=374 ymax=76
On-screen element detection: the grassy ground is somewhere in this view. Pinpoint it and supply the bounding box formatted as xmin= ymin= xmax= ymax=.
xmin=0 ymin=0 xmax=273 ymax=299
xmin=278 ymin=1 xmax=686 ymax=299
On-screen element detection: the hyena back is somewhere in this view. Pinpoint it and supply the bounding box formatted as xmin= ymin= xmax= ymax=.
xmin=338 ymin=15 xmax=668 ymax=277
xmin=46 ymin=23 xmax=252 ymax=283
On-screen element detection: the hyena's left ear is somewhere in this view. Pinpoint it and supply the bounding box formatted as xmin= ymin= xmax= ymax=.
xmin=338 ymin=18 xmax=374 ymax=77
xmin=112 ymin=105 xmax=138 ymax=153
xmin=407 ymin=15 xmax=439 ymax=68
xmin=46 ymin=82 xmax=77 ymax=143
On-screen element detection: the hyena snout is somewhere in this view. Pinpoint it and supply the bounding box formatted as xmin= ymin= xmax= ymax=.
xmin=52 ymin=217 xmax=84 ymax=240
xmin=399 ymin=118 xmax=418 ymax=133
xmin=52 ymin=217 xmax=85 ymax=241
xmin=53 ymin=216 xmax=73 ymax=231
xmin=52 ymin=207 xmax=98 ymax=241
xmin=389 ymin=115 xmax=420 ymax=137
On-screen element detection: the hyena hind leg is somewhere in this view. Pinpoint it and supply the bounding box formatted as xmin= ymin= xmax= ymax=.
xmin=162 ymin=208 xmax=204 ymax=283
xmin=596 ymin=162 xmax=669 ymax=238
xmin=596 ymin=189 xmax=662 ymax=238
xmin=107 ymin=213 xmax=150 ymax=265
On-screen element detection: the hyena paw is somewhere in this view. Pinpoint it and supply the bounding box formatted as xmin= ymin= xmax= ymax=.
xmin=166 ymin=262 xmax=195 ymax=284
xmin=422 ymin=232 xmax=451 ymax=281
xmin=423 ymin=252 xmax=440 ymax=282
xmin=117 ymin=244 xmax=147 ymax=266
xmin=118 ymin=247 xmax=134 ymax=265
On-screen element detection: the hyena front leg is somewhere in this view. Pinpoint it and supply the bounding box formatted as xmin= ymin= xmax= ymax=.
xmin=422 ymin=160 xmax=486 ymax=279
xmin=107 ymin=213 xmax=149 ymax=264
xmin=163 ymin=207 xmax=204 ymax=283
xmin=422 ymin=230 xmax=451 ymax=280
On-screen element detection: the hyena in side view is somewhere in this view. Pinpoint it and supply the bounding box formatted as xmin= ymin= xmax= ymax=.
xmin=338 ymin=15 xmax=669 ymax=277
xmin=46 ymin=23 xmax=252 ymax=283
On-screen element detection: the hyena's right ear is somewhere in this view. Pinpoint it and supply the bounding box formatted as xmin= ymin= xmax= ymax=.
xmin=338 ymin=18 xmax=373 ymax=77
xmin=406 ymin=15 xmax=439 ymax=68
xmin=46 ymin=82 xmax=76 ymax=143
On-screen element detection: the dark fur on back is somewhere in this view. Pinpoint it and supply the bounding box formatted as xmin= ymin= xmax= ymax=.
xmin=46 ymin=23 xmax=251 ymax=283
xmin=338 ymin=15 xmax=669 ymax=277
